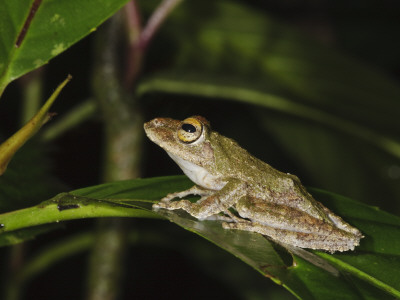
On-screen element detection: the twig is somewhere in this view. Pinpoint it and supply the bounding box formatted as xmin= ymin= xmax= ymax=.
xmin=139 ymin=0 xmax=183 ymax=50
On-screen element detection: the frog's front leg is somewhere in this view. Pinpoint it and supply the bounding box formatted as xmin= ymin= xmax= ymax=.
xmin=153 ymin=179 xmax=246 ymax=219
xmin=161 ymin=185 xmax=213 ymax=202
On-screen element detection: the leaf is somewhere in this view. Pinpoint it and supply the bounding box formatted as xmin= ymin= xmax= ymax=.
xmin=0 ymin=140 xmax=60 ymax=213
xmin=147 ymin=183 xmax=400 ymax=299
xmin=138 ymin=74 xmax=400 ymax=159
xmin=0 ymin=176 xmax=399 ymax=298
xmin=0 ymin=75 xmax=70 ymax=175
xmin=0 ymin=0 xmax=129 ymax=94
xmin=0 ymin=224 xmax=61 ymax=247
xmin=143 ymin=0 xmax=400 ymax=140
xmin=0 ymin=192 xmax=157 ymax=236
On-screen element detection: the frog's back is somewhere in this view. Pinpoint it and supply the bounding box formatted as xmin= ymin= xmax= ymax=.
xmin=211 ymin=133 xmax=282 ymax=185
xmin=211 ymin=133 xmax=313 ymax=201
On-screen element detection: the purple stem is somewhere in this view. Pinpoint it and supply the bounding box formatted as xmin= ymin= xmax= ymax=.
xmin=123 ymin=0 xmax=183 ymax=88
xmin=139 ymin=0 xmax=183 ymax=50
xmin=124 ymin=0 xmax=141 ymax=44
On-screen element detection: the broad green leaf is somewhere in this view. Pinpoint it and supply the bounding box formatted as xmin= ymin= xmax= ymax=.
xmin=0 ymin=0 xmax=129 ymax=95
xmin=0 ymin=192 xmax=159 ymax=235
xmin=0 ymin=176 xmax=399 ymax=298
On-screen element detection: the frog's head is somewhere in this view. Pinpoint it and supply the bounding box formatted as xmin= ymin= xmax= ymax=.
xmin=144 ymin=116 xmax=223 ymax=188
xmin=144 ymin=116 xmax=214 ymax=166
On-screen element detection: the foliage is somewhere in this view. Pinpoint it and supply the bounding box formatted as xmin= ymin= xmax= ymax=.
xmin=0 ymin=0 xmax=400 ymax=299
xmin=1 ymin=176 xmax=400 ymax=298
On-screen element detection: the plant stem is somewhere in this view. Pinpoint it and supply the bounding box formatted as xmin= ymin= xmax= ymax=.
xmin=41 ymin=99 xmax=97 ymax=141
xmin=86 ymin=10 xmax=143 ymax=300
xmin=20 ymin=68 xmax=44 ymax=125
xmin=139 ymin=0 xmax=184 ymax=50
xmin=4 ymin=67 xmax=44 ymax=300
xmin=123 ymin=0 xmax=184 ymax=88
xmin=87 ymin=1 xmax=184 ymax=297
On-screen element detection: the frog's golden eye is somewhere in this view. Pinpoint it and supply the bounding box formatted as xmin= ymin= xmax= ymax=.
xmin=178 ymin=117 xmax=203 ymax=143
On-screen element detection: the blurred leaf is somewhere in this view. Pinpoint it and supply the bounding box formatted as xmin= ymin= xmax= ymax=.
xmin=0 ymin=140 xmax=59 ymax=213
xmin=138 ymin=74 xmax=400 ymax=159
xmin=256 ymin=115 xmax=400 ymax=210
xmin=139 ymin=0 xmax=400 ymax=211
xmin=0 ymin=176 xmax=399 ymax=298
xmin=145 ymin=0 xmax=400 ymax=137
xmin=0 ymin=0 xmax=129 ymax=94
xmin=0 ymin=224 xmax=60 ymax=247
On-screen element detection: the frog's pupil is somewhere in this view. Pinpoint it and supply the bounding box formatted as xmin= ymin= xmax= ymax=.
xmin=182 ymin=123 xmax=196 ymax=133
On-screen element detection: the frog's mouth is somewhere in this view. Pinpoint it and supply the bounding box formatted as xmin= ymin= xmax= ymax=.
xmin=144 ymin=118 xmax=178 ymax=147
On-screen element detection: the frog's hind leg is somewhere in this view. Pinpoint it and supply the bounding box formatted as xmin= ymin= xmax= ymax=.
xmin=316 ymin=203 xmax=363 ymax=238
xmin=222 ymin=221 xmax=358 ymax=252
xmin=203 ymin=214 xmax=235 ymax=222
xmin=223 ymin=196 xmax=361 ymax=252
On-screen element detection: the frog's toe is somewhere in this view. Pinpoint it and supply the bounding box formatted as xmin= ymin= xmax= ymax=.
xmin=222 ymin=222 xmax=234 ymax=229
xmin=160 ymin=194 xmax=175 ymax=202
xmin=153 ymin=201 xmax=175 ymax=209
xmin=152 ymin=202 xmax=164 ymax=209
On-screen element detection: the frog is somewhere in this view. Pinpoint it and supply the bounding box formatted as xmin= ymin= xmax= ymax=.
xmin=144 ymin=116 xmax=363 ymax=252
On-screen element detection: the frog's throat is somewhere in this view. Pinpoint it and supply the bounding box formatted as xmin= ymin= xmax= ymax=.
xmin=166 ymin=151 xmax=226 ymax=190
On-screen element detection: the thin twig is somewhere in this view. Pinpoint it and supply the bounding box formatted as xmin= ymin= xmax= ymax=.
xmin=40 ymin=99 xmax=97 ymax=141
xmin=124 ymin=0 xmax=183 ymax=88
xmin=124 ymin=0 xmax=141 ymax=44
xmin=139 ymin=0 xmax=184 ymax=50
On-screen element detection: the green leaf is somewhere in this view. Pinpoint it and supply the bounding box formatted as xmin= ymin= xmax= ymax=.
xmin=0 ymin=224 xmax=60 ymax=247
xmin=138 ymin=74 xmax=400 ymax=159
xmin=0 ymin=0 xmax=129 ymax=94
xmin=0 ymin=140 xmax=57 ymax=213
xmin=0 ymin=176 xmax=399 ymax=298
xmin=144 ymin=0 xmax=400 ymax=139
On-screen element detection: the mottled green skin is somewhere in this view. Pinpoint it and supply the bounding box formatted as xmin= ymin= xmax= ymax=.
xmin=209 ymin=131 xmax=326 ymax=218
xmin=145 ymin=116 xmax=363 ymax=252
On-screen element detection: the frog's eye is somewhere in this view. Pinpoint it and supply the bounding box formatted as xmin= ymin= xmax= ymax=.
xmin=178 ymin=117 xmax=203 ymax=143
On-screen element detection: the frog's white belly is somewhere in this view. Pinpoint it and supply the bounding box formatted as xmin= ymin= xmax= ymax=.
xmin=167 ymin=152 xmax=226 ymax=190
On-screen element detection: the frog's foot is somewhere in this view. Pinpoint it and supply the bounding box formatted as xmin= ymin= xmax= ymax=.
xmin=160 ymin=193 xmax=177 ymax=202
xmin=223 ymin=209 xmax=246 ymax=223
xmin=160 ymin=185 xmax=213 ymax=202
xmin=153 ymin=199 xmax=191 ymax=210
xmin=204 ymin=214 xmax=234 ymax=222
xmin=160 ymin=191 xmax=190 ymax=202
xmin=324 ymin=208 xmax=363 ymax=238
xmin=153 ymin=200 xmax=205 ymax=219
xmin=153 ymin=197 xmax=226 ymax=220
xmin=222 ymin=218 xmax=251 ymax=229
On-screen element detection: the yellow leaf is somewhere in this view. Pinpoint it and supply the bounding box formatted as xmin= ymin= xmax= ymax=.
xmin=0 ymin=75 xmax=72 ymax=175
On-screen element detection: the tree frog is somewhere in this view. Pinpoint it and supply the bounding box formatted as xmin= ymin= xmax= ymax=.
xmin=144 ymin=116 xmax=363 ymax=252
